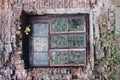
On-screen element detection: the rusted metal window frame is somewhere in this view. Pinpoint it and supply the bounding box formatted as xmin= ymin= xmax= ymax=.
xmin=29 ymin=14 xmax=89 ymax=67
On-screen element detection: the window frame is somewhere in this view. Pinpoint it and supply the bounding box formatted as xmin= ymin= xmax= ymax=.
xmin=29 ymin=14 xmax=89 ymax=67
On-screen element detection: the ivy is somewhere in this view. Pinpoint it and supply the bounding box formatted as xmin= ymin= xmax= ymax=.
xmin=94 ymin=20 xmax=120 ymax=80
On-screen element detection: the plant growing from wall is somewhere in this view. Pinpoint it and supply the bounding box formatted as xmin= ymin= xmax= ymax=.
xmin=93 ymin=10 xmax=120 ymax=80
xmin=99 ymin=27 xmax=119 ymax=80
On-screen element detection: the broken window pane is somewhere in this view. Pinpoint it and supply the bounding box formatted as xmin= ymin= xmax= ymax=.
xmin=69 ymin=18 xmax=84 ymax=31
xmin=51 ymin=18 xmax=67 ymax=32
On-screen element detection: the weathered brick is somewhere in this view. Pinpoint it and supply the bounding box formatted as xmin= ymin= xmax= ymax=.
xmin=16 ymin=64 xmax=24 ymax=69
xmin=15 ymin=30 xmax=21 ymax=34
xmin=0 ymin=0 xmax=117 ymax=80
xmin=14 ymin=50 xmax=22 ymax=54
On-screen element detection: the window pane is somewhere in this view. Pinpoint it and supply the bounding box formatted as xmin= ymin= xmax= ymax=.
xmin=33 ymin=37 xmax=48 ymax=51
xmin=50 ymin=35 xmax=68 ymax=48
xmin=68 ymin=50 xmax=85 ymax=64
xmin=33 ymin=23 xmax=48 ymax=36
xmin=51 ymin=51 xmax=68 ymax=64
xmin=68 ymin=35 xmax=85 ymax=47
xmin=51 ymin=18 xmax=67 ymax=32
xmin=69 ymin=18 xmax=84 ymax=31
xmin=33 ymin=52 xmax=48 ymax=65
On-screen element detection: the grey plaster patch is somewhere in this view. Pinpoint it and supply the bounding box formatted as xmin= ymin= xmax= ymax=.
xmin=116 ymin=7 xmax=120 ymax=31
xmin=0 ymin=39 xmax=3 ymax=52
xmin=36 ymin=8 xmax=90 ymax=15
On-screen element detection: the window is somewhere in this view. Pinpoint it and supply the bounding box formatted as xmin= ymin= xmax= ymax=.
xmin=29 ymin=14 xmax=89 ymax=67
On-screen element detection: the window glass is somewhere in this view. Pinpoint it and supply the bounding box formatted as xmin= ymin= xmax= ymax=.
xmin=32 ymin=23 xmax=49 ymax=66
xmin=69 ymin=18 xmax=84 ymax=31
xmin=50 ymin=50 xmax=85 ymax=65
xmin=68 ymin=50 xmax=85 ymax=64
xmin=30 ymin=15 xmax=87 ymax=66
xmin=33 ymin=37 xmax=48 ymax=51
xmin=33 ymin=24 xmax=48 ymax=36
xmin=50 ymin=34 xmax=85 ymax=48
xmin=50 ymin=35 xmax=68 ymax=48
xmin=51 ymin=18 xmax=67 ymax=32
xmin=33 ymin=52 xmax=48 ymax=65
xmin=51 ymin=51 xmax=68 ymax=64
xmin=68 ymin=34 xmax=85 ymax=48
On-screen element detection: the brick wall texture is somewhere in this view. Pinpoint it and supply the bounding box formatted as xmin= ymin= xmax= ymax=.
xmin=0 ymin=0 xmax=118 ymax=80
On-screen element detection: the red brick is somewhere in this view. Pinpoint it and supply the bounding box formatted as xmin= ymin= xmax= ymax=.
xmin=16 ymin=64 xmax=24 ymax=69
xmin=15 ymin=31 xmax=21 ymax=34
xmin=0 ymin=0 xmax=116 ymax=80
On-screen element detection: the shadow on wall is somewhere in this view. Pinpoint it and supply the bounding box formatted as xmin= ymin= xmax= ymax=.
xmin=20 ymin=11 xmax=31 ymax=69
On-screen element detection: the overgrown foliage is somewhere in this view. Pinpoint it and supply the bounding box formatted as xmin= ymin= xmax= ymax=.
xmin=93 ymin=13 xmax=120 ymax=80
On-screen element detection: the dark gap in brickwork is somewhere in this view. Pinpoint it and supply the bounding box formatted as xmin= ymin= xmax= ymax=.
xmin=20 ymin=11 xmax=30 ymax=69
xmin=85 ymin=14 xmax=90 ymax=64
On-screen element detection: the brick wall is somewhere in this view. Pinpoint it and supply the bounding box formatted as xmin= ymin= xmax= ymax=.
xmin=23 ymin=0 xmax=90 ymax=8
xmin=0 ymin=0 xmax=117 ymax=80
xmin=0 ymin=0 xmax=2 ymax=35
